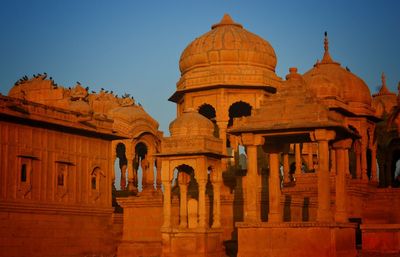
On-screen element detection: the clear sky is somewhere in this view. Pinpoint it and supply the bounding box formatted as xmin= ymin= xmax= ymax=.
xmin=0 ymin=0 xmax=399 ymax=133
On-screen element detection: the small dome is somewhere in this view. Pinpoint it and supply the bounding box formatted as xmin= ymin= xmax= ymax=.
xmin=108 ymin=104 xmax=158 ymax=127
xmin=303 ymin=34 xmax=372 ymax=106
xmin=169 ymin=108 xmax=214 ymax=137
xmin=177 ymin=14 xmax=281 ymax=90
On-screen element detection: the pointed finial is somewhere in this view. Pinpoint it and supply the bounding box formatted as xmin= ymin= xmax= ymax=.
xmin=321 ymin=31 xmax=334 ymax=64
xmin=381 ymin=72 xmax=386 ymax=87
xmin=212 ymin=13 xmax=243 ymax=29
xmin=374 ymin=72 xmax=395 ymax=96
xmin=324 ymin=31 xmax=328 ymax=52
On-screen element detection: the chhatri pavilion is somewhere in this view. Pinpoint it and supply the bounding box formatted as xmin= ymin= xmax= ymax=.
xmin=0 ymin=14 xmax=400 ymax=257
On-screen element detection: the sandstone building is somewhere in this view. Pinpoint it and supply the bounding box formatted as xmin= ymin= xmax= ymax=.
xmin=1 ymin=14 xmax=399 ymax=257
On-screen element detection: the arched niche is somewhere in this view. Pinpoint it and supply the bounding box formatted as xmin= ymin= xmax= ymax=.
xmin=228 ymin=101 xmax=252 ymax=127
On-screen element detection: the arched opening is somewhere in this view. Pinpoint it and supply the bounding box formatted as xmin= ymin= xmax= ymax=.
xmin=228 ymin=101 xmax=252 ymax=167
xmin=198 ymin=103 xmax=216 ymax=121
xmin=135 ymin=142 xmax=149 ymax=191
xmin=391 ymin=149 xmax=400 ymax=187
xmin=115 ymin=143 xmax=127 ymax=190
xmin=228 ymin=101 xmax=252 ymax=127
xmin=198 ymin=103 xmax=218 ymax=137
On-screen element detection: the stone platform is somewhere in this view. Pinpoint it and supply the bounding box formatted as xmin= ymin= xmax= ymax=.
xmin=236 ymin=222 xmax=357 ymax=257
xmin=161 ymin=227 xmax=224 ymax=257
xmin=361 ymin=224 xmax=400 ymax=254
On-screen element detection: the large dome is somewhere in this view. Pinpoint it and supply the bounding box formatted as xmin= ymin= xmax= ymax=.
xmin=177 ymin=14 xmax=281 ymax=90
xmin=303 ymin=35 xmax=372 ymax=107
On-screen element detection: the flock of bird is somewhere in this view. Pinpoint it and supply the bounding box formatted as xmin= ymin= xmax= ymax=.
xmin=13 ymin=73 xmax=138 ymax=104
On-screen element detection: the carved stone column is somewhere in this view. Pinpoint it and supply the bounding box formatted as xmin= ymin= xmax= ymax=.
xmin=126 ymin=144 xmax=136 ymax=191
xmin=178 ymin=172 xmax=189 ymax=228
xmin=111 ymin=141 xmax=117 ymax=189
xmin=242 ymin=134 xmax=263 ymax=223
xmin=307 ymin=143 xmax=313 ymax=171
xmin=161 ymin=161 xmax=171 ymax=228
xmin=330 ymin=148 xmax=336 ymax=174
xmin=143 ymin=157 xmax=155 ymax=190
xmin=268 ymin=151 xmax=282 ymax=222
xmin=196 ymin=158 xmax=207 ymax=228
xmin=211 ymin=166 xmax=221 ymax=228
xmin=283 ymin=153 xmax=290 ymax=184
xmin=295 ymin=143 xmax=302 ymax=175
xmin=313 ymin=129 xmax=335 ymax=222
xmin=333 ymin=139 xmax=352 ymax=223
xmin=198 ymin=179 xmax=207 ymax=228
xmin=361 ymin=134 xmax=368 ymax=180
xmin=371 ymin=143 xmax=378 ymax=183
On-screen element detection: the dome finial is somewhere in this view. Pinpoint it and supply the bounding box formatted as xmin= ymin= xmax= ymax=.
xmin=376 ymin=72 xmax=394 ymax=95
xmin=381 ymin=72 xmax=386 ymax=87
xmin=321 ymin=31 xmax=334 ymax=63
xmin=211 ymin=13 xmax=243 ymax=29
xmin=324 ymin=31 xmax=329 ymax=52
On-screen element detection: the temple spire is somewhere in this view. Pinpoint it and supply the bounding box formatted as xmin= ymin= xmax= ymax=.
xmin=321 ymin=31 xmax=334 ymax=63
xmin=379 ymin=72 xmax=390 ymax=94
xmin=374 ymin=72 xmax=395 ymax=96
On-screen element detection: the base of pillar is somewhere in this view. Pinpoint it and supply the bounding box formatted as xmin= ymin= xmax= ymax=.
xmin=161 ymin=228 xmax=224 ymax=257
xmin=236 ymin=222 xmax=357 ymax=257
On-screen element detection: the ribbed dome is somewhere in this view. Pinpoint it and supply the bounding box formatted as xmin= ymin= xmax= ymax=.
xmin=169 ymin=108 xmax=214 ymax=137
xmin=108 ymin=105 xmax=158 ymax=127
xmin=303 ymin=35 xmax=371 ymax=106
xmin=177 ymin=14 xmax=280 ymax=90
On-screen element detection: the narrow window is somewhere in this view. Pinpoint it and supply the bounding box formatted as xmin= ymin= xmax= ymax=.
xmin=57 ymin=173 xmax=64 ymax=186
xmin=91 ymin=176 xmax=97 ymax=190
xmin=21 ymin=164 xmax=27 ymax=182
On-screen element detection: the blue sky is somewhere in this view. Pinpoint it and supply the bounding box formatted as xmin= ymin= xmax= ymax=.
xmin=0 ymin=0 xmax=399 ymax=133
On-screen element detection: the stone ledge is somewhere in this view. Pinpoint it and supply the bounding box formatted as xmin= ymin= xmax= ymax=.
xmin=361 ymin=224 xmax=400 ymax=231
xmin=236 ymin=221 xmax=357 ymax=228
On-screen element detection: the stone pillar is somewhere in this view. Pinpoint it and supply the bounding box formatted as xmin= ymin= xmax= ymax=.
xmin=246 ymin=144 xmax=258 ymax=222
xmin=283 ymin=153 xmax=290 ymax=184
xmin=156 ymin=158 xmax=162 ymax=189
xmin=126 ymin=144 xmax=136 ymax=191
xmin=345 ymin=149 xmax=350 ymax=176
xmin=333 ymin=139 xmax=352 ymax=223
xmin=143 ymin=156 xmax=155 ymax=190
xmin=355 ymin=143 xmax=362 ymax=179
xmin=307 ymin=144 xmax=313 ymax=171
xmin=161 ymin=161 xmax=171 ymax=228
xmin=330 ymin=148 xmax=336 ymax=174
xmin=197 ymin=158 xmax=207 ymax=228
xmin=268 ymin=151 xmax=282 ymax=222
xmin=211 ymin=166 xmax=221 ymax=228
xmin=295 ymin=143 xmax=302 ymax=174
xmin=178 ymin=172 xmax=189 ymax=228
xmin=111 ymin=142 xmax=117 ymax=189
xmin=313 ymin=129 xmax=335 ymax=222
xmin=242 ymin=133 xmax=264 ymax=223
xmin=361 ymin=136 xmax=368 ymax=180
xmin=198 ymin=180 xmax=207 ymax=228
xmin=371 ymin=144 xmax=378 ymax=183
